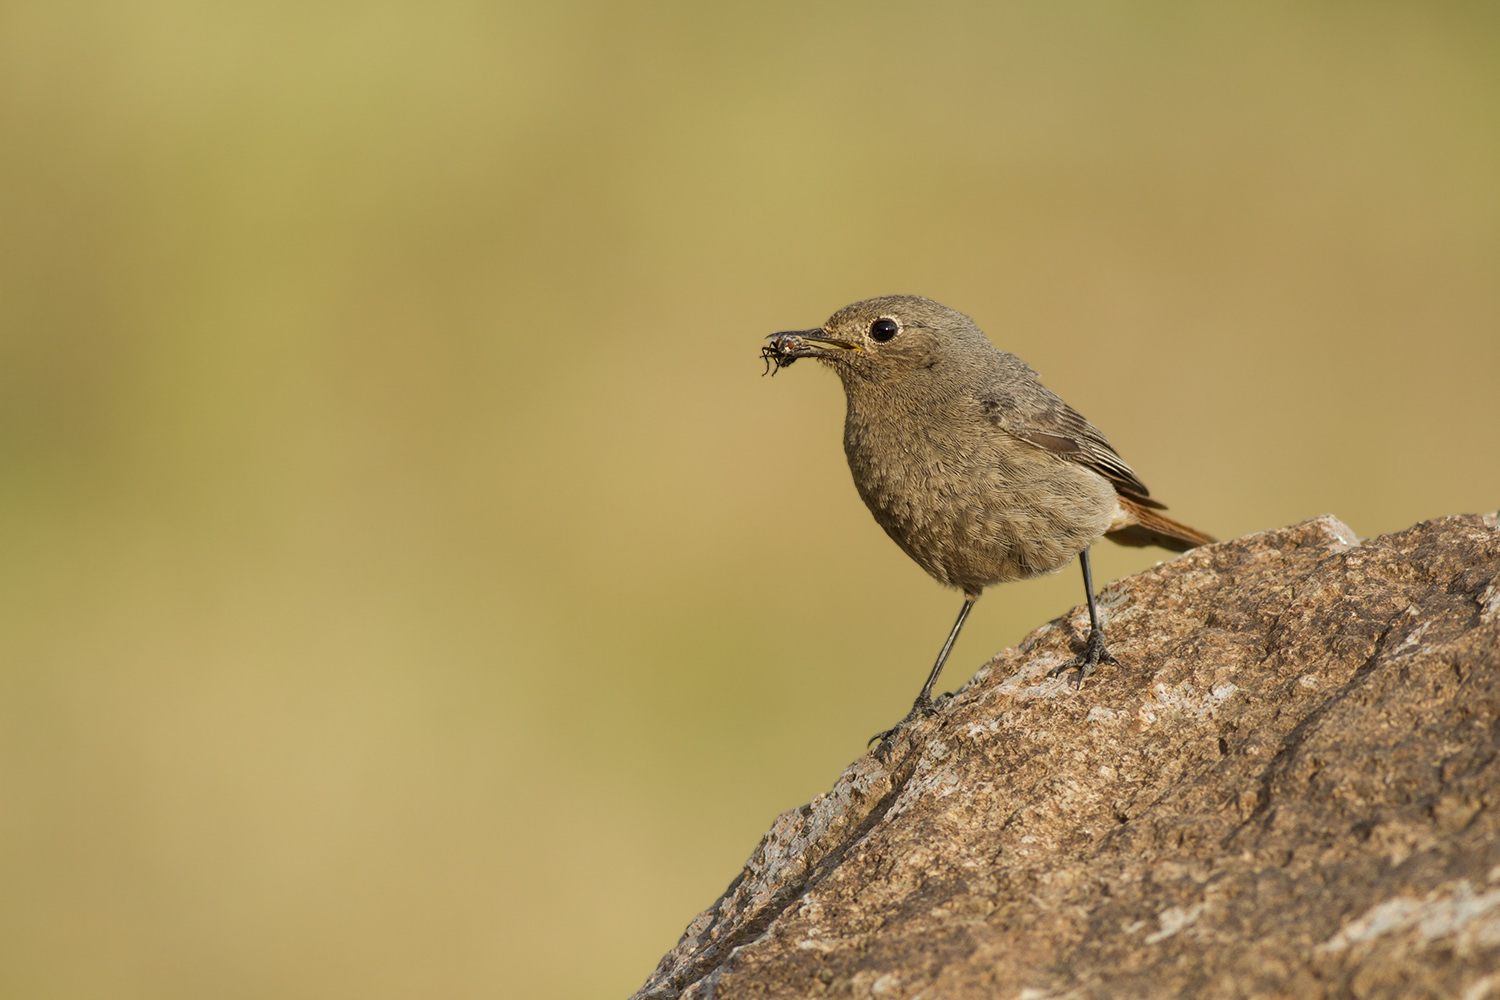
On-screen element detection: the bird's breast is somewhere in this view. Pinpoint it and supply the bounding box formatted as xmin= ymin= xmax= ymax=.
xmin=842 ymin=402 xmax=1116 ymax=592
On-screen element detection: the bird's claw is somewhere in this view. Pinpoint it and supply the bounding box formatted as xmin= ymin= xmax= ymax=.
xmin=1048 ymin=628 xmax=1118 ymax=688
xmin=867 ymin=693 xmax=943 ymax=748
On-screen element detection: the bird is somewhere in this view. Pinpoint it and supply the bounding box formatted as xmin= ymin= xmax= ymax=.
xmin=762 ymin=294 xmax=1214 ymax=736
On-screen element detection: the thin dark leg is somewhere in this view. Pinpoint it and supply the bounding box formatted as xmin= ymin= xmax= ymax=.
xmin=915 ymin=594 xmax=977 ymax=709
xmin=1048 ymin=548 xmax=1119 ymax=686
xmin=871 ymin=594 xmax=977 ymax=746
xmin=1081 ymin=546 xmax=1102 ymax=634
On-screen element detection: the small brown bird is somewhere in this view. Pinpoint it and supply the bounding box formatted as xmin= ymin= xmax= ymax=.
xmin=763 ymin=295 xmax=1213 ymax=734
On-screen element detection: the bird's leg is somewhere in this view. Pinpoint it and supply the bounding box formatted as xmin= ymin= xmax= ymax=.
xmin=913 ymin=593 xmax=978 ymax=710
xmin=870 ymin=593 xmax=977 ymax=746
xmin=1049 ymin=547 xmax=1119 ymax=687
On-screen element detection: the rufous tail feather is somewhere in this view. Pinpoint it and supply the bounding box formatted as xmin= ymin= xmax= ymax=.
xmin=1106 ymin=495 xmax=1216 ymax=552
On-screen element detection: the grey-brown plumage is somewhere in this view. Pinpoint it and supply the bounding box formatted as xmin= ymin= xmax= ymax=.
xmin=763 ymin=295 xmax=1213 ymax=734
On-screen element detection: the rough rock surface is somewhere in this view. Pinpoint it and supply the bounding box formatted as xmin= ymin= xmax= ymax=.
xmin=634 ymin=514 xmax=1500 ymax=1000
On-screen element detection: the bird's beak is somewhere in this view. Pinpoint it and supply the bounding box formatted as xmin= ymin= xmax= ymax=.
xmin=761 ymin=329 xmax=862 ymax=373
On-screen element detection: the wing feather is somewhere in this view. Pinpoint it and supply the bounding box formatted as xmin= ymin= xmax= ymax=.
xmin=979 ymin=389 xmax=1167 ymax=509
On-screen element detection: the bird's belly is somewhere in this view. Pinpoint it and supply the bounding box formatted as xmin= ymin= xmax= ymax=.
xmin=846 ymin=437 xmax=1116 ymax=593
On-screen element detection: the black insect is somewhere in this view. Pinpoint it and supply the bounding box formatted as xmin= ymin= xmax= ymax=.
xmin=760 ymin=334 xmax=802 ymax=376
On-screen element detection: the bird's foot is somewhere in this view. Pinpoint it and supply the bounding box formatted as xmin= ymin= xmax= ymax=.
xmin=1048 ymin=628 xmax=1118 ymax=688
xmin=867 ymin=693 xmax=943 ymax=749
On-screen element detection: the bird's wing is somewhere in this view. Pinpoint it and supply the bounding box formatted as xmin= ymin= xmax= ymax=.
xmin=978 ymin=389 xmax=1167 ymax=509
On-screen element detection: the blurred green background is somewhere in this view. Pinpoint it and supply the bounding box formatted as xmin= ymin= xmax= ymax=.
xmin=2 ymin=1 xmax=1496 ymax=997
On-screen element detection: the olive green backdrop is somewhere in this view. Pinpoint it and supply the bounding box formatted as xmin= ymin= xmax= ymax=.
xmin=2 ymin=2 xmax=1496 ymax=997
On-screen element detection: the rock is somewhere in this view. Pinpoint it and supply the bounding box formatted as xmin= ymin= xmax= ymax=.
xmin=633 ymin=513 xmax=1500 ymax=1000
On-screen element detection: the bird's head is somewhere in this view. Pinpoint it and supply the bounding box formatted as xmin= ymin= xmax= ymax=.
xmin=762 ymin=295 xmax=992 ymax=389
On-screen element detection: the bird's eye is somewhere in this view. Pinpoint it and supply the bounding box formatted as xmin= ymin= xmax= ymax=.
xmin=870 ymin=318 xmax=899 ymax=342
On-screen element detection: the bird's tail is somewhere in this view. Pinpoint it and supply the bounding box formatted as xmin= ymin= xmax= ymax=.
xmin=1106 ymin=496 xmax=1216 ymax=552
